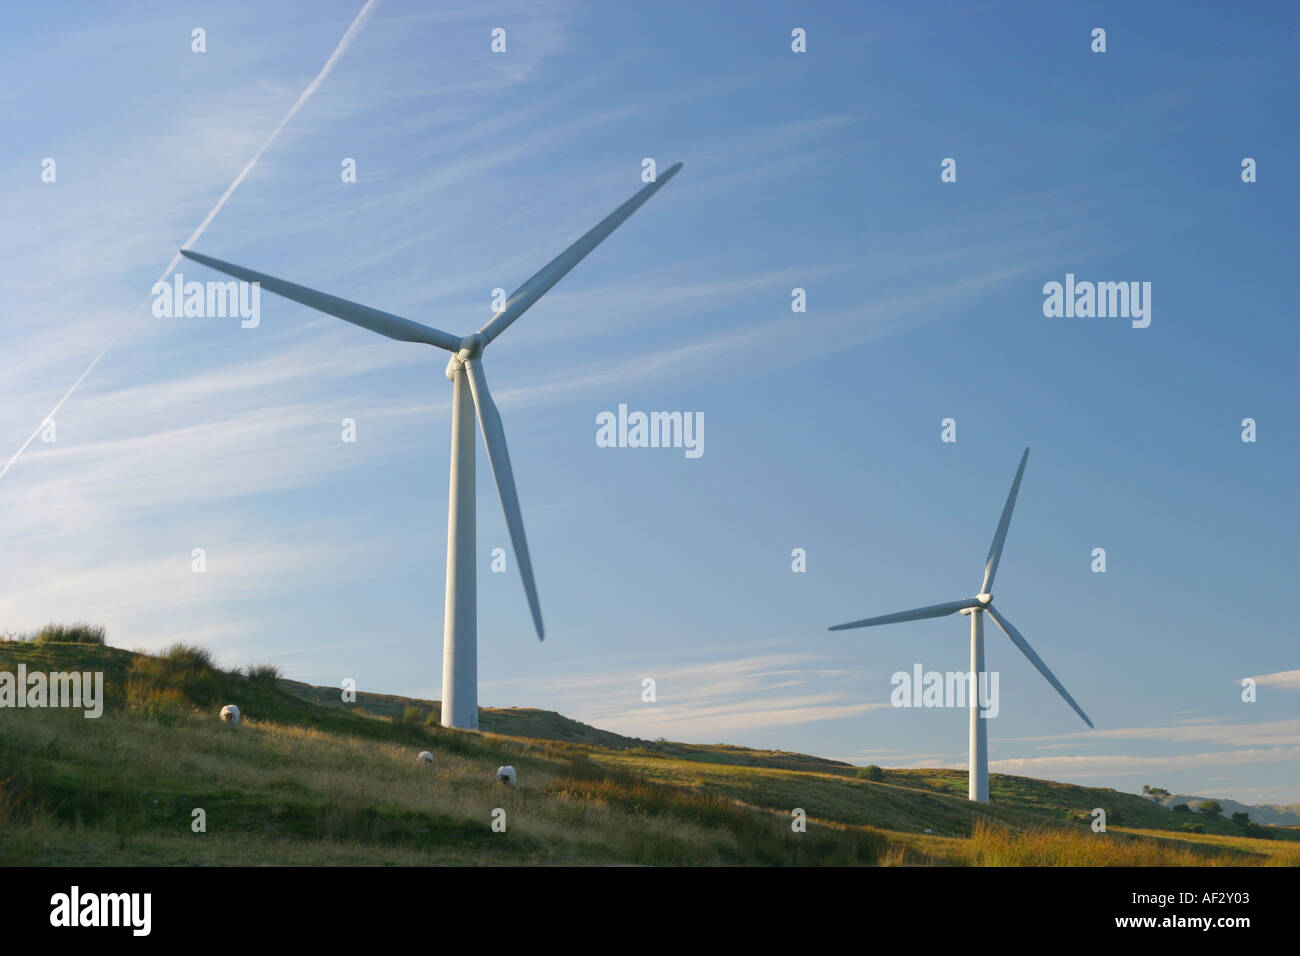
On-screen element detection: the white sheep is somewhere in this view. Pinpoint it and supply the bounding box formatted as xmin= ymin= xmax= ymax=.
xmin=220 ymin=704 xmax=241 ymax=725
xmin=496 ymin=765 xmax=517 ymax=786
xmin=417 ymin=751 xmax=435 ymax=766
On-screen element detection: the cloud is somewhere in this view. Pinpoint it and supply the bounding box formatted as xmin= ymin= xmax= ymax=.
xmin=988 ymin=747 xmax=1300 ymax=778
xmin=483 ymin=651 xmax=888 ymax=741
xmin=1251 ymin=669 xmax=1300 ymax=691
xmin=1008 ymin=718 xmax=1300 ymax=749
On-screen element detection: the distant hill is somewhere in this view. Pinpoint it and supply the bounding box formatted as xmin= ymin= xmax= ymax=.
xmin=1155 ymin=794 xmax=1300 ymax=826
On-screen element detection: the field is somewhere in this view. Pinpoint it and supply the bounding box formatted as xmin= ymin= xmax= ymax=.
xmin=2 ymin=638 xmax=1297 ymax=866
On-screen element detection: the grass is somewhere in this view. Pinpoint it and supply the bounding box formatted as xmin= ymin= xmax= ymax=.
xmin=246 ymin=663 xmax=282 ymax=690
xmin=6 ymin=622 xmax=107 ymax=645
xmin=959 ymin=819 xmax=1299 ymax=866
xmin=1 ymin=636 xmax=1296 ymax=866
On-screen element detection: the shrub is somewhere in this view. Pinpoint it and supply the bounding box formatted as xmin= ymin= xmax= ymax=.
xmin=1172 ymin=803 xmax=1191 ymax=813
xmin=246 ymin=663 xmax=282 ymax=689
xmin=33 ymin=622 xmax=105 ymax=645
xmin=163 ymin=642 xmax=216 ymax=671
xmin=858 ymin=765 xmax=885 ymax=781
xmin=400 ymin=705 xmax=426 ymax=726
xmin=126 ymin=643 xmax=226 ymax=711
xmin=1197 ymin=799 xmax=1223 ymax=818
xmin=1180 ymin=821 xmax=1205 ymax=834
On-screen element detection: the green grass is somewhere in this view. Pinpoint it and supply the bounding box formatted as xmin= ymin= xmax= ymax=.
xmin=1 ymin=638 xmax=1296 ymax=866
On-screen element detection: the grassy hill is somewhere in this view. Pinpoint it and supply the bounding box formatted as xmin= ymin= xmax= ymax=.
xmin=2 ymin=638 xmax=1297 ymax=866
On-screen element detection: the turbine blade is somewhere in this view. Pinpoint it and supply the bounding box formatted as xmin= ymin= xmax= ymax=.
xmin=461 ymin=359 xmax=544 ymax=641
xmin=985 ymin=604 xmax=1093 ymax=728
xmin=179 ymin=250 xmax=461 ymax=351
xmin=478 ymin=163 xmax=684 ymax=343
xmin=829 ymin=598 xmax=980 ymax=631
xmin=980 ymin=447 xmax=1030 ymax=594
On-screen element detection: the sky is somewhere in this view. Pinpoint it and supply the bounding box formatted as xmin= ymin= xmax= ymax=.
xmin=2 ymin=1 xmax=1297 ymax=805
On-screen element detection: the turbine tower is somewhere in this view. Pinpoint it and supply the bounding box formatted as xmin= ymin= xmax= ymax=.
xmin=181 ymin=164 xmax=683 ymax=729
xmin=828 ymin=448 xmax=1093 ymax=802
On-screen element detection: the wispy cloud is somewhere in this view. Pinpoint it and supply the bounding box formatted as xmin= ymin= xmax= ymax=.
xmin=1008 ymin=718 xmax=1300 ymax=749
xmin=989 ymin=747 xmax=1300 ymax=778
xmin=484 ymin=651 xmax=887 ymax=741
xmin=1250 ymin=669 xmax=1300 ymax=691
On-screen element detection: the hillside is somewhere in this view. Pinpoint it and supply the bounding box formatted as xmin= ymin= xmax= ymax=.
xmin=2 ymin=639 xmax=1297 ymax=866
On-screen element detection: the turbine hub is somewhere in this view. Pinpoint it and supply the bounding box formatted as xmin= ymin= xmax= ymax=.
xmin=976 ymin=593 xmax=992 ymax=605
xmin=457 ymin=332 xmax=487 ymax=361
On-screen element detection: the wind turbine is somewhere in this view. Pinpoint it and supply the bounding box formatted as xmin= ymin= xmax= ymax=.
xmin=181 ymin=164 xmax=683 ymax=729
xmin=828 ymin=448 xmax=1092 ymax=802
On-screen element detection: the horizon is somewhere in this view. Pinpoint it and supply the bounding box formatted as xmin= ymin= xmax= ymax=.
xmin=2 ymin=0 xmax=1297 ymax=805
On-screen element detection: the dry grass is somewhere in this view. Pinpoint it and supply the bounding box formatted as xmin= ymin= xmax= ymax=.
xmin=957 ymin=819 xmax=1265 ymax=866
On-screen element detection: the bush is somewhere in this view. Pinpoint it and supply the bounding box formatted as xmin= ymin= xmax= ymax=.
xmin=246 ymin=663 xmax=282 ymax=689
xmin=1197 ymin=800 xmax=1223 ymax=819
xmin=858 ymin=765 xmax=885 ymax=781
xmin=163 ymin=642 xmax=216 ymax=671
xmin=126 ymin=643 xmax=226 ymax=712
xmin=1180 ymin=821 xmax=1205 ymax=834
xmin=400 ymin=705 xmax=426 ymax=726
xmin=32 ymin=622 xmax=105 ymax=645
xmin=1172 ymin=803 xmax=1191 ymax=813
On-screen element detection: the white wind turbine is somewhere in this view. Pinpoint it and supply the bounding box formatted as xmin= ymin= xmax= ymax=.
xmin=829 ymin=448 xmax=1093 ymax=802
xmin=182 ymin=164 xmax=683 ymax=729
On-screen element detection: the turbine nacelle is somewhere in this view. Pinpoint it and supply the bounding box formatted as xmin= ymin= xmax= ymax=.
xmin=445 ymin=333 xmax=488 ymax=379
xmin=457 ymin=332 xmax=487 ymax=359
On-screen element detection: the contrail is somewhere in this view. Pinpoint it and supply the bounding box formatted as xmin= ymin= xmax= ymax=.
xmin=0 ymin=335 xmax=119 ymax=480
xmin=1 ymin=0 xmax=380 ymax=483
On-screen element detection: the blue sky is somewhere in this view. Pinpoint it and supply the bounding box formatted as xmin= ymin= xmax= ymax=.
xmin=3 ymin=1 xmax=1298 ymax=804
